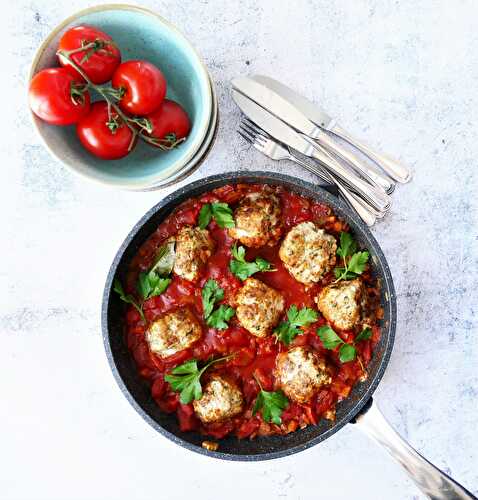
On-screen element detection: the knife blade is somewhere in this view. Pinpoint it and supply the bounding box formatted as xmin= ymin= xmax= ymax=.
xmin=232 ymin=77 xmax=321 ymax=139
xmin=252 ymin=75 xmax=335 ymax=130
xmin=232 ymin=90 xmax=390 ymax=212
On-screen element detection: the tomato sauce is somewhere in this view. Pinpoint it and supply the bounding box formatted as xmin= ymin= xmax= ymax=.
xmin=122 ymin=184 xmax=381 ymax=439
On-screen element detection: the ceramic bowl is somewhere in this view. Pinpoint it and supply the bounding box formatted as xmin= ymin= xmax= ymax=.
xmin=28 ymin=4 xmax=213 ymax=190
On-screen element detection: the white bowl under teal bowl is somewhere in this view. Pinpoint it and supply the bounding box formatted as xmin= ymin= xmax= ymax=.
xmin=28 ymin=4 xmax=213 ymax=190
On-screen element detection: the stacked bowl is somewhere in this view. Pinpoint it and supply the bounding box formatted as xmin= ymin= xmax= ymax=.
xmin=28 ymin=4 xmax=218 ymax=190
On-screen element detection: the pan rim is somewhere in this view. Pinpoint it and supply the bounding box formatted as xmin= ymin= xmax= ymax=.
xmin=101 ymin=171 xmax=396 ymax=461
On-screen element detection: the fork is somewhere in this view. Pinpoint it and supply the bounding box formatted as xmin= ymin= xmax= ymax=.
xmin=238 ymin=120 xmax=379 ymax=226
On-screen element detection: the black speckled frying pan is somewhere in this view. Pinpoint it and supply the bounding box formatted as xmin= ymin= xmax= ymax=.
xmin=102 ymin=172 xmax=475 ymax=499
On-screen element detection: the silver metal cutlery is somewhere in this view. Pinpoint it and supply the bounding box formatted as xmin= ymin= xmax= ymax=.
xmin=250 ymin=75 xmax=411 ymax=185
xmin=238 ymin=118 xmax=378 ymax=226
xmin=232 ymin=89 xmax=391 ymax=214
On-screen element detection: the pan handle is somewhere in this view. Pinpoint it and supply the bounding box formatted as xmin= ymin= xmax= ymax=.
xmin=352 ymin=398 xmax=476 ymax=499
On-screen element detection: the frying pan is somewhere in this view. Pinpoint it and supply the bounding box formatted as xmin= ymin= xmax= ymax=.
xmin=102 ymin=171 xmax=475 ymax=499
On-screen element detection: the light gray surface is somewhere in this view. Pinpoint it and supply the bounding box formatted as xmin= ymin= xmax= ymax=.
xmin=2 ymin=1 xmax=477 ymax=499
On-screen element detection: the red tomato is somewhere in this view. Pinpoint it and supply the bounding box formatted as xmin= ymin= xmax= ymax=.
xmin=58 ymin=25 xmax=121 ymax=84
xmin=29 ymin=68 xmax=91 ymax=126
xmin=112 ymin=60 xmax=167 ymax=115
xmin=145 ymin=99 xmax=191 ymax=148
xmin=76 ymin=101 xmax=135 ymax=160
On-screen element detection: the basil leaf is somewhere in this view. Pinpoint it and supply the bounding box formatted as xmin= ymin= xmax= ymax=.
xmin=198 ymin=204 xmax=212 ymax=229
xmin=150 ymin=241 xmax=176 ymax=276
xmin=339 ymin=343 xmax=357 ymax=363
xmin=317 ymin=325 xmax=343 ymax=349
xmin=206 ymin=305 xmax=235 ymax=330
xmin=355 ymin=327 xmax=372 ymax=342
xmin=202 ymin=279 xmax=224 ymax=319
xmin=253 ymin=389 xmax=289 ymax=425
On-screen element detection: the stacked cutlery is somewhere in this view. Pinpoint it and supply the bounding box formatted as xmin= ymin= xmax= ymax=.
xmin=232 ymin=75 xmax=411 ymax=226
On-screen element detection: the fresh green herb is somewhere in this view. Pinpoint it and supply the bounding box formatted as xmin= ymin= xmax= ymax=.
xmin=165 ymin=356 xmax=232 ymax=404
xmin=206 ymin=304 xmax=235 ymax=330
xmin=252 ymin=375 xmax=289 ymax=425
xmin=274 ymin=305 xmax=319 ymax=345
xmin=113 ymin=278 xmax=145 ymax=322
xmin=334 ymin=232 xmax=369 ymax=281
xmin=229 ymin=244 xmax=275 ymax=280
xmin=317 ymin=325 xmax=372 ymax=363
xmin=198 ymin=202 xmax=235 ymax=229
xmin=137 ymin=272 xmax=171 ymax=300
xmin=201 ymin=279 xmax=236 ymax=329
xmin=202 ymin=279 xmax=224 ymax=319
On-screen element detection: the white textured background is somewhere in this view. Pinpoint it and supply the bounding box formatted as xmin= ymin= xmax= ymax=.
xmin=2 ymin=1 xmax=477 ymax=499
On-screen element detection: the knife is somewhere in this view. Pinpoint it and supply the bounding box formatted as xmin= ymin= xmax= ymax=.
xmin=232 ymin=77 xmax=394 ymax=197
xmin=251 ymin=75 xmax=411 ymax=184
xmin=232 ymin=89 xmax=390 ymax=213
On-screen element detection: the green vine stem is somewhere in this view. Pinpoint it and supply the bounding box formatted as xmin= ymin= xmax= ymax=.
xmin=56 ymin=48 xmax=184 ymax=151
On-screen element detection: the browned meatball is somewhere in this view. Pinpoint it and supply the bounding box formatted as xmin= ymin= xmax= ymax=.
xmin=274 ymin=347 xmax=331 ymax=404
xmin=145 ymin=308 xmax=202 ymax=358
xmin=234 ymin=278 xmax=285 ymax=338
xmin=172 ymin=226 xmax=215 ymax=282
xmin=229 ymin=192 xmax=282 ymax=248
xmin=193 ymin=374 xmax=244 ymax=423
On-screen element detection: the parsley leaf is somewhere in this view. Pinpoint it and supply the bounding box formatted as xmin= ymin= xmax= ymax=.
xmin=202 ymin=279 xmax=224 ymax=319
xmin=229 ymin=244 xmax=275 ymax=280
xmin=206 ymin=304 xmax=235 ymax=330
xmin=334 ymin=232 xmax=369 ymax=282
xmin=198 ymin=204 xmax=212 ymax=229
xmin=317 ymin=325 xmax=372 ymax=363
xmin=198 ymin=202 xmax=235 ymax=229
xmin=113 ymin=278 xmax=145 ymax=322
xmin=252 ymin=375 xmax=289 ymax=424
xmin=164 ymin=355 xmax=232 ymax=404
xmin=137 ymin=272 xmax=171 ymax=300
xmin=274 ymin=305 xmax=319 ymax=345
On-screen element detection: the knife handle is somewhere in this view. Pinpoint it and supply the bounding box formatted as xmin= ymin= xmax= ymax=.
xmin=330 ymin=124 xmax=412 ymax=183
xmin=315 ymin=132 xmax=395 ymax=195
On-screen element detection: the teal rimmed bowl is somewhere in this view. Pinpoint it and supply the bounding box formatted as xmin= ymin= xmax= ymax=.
xmin=28 ymin=4 xmax=213 ymax=190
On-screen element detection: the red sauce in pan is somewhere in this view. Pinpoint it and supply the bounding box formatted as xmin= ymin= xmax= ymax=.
xmin=122 ymin=184 xmax=381 ymax=440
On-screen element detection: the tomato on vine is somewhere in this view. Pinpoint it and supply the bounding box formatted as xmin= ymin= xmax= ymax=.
xmin=29 ymin=68 xmax=91 ymax=125
xmin=112 ymin=60 xmax=167 ymax=115
xmin=58 ymin=25 xmax=121 ymax=84
xmin=76 ymin=101 xmax=136 ymax=160
xmin=143 ymin=99 xmax=191 ymax=149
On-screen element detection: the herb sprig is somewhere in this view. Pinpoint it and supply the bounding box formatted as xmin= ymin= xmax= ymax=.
xmin=252 ymin=375 xmax=289 ymax=425
xmin=165 ymin=356 xmax=232 ymax=404
xmin=113 ymin=278 xmax=145 ymax=321
xmin=198 ymin=202 xmax=235 ymax=229
xmin=317 ymin=325 xmax=372 ymax=363
xmin=274 ymin=305 xmax=319 ymax=345
xmin=229 ymin=244 xmax=275 ymax=280
xmin=334 ymin=232 xmax=369 ymax=282
xmin=201 ymin=279 xmax=235 ymax=330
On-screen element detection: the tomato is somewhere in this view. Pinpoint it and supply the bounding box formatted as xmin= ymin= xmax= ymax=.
xmin=76 ymin=101 xmax=135 ymax=160
xmin=58 ymin=25 xmax=121 ymax=84
xmin=112 ymin=60 xmax=167 ymax=115
xmin=29 ymin=68 xmax=91 ymax=126
xmin=144 ymin=99 xmax=191 ymax=148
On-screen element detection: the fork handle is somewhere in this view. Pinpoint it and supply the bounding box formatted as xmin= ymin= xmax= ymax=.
xmin=287 ymin=152 xmax=376 ymax=226
xmin=330 ymin=123 xmax=412 ymax=183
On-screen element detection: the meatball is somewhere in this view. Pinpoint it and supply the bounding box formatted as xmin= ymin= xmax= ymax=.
xmin=193 ymin=374 xmax=244 ymax=423
xmin=234 ymin=278 xmax=284 ymax=338
xmin=172 ymin=226 xmax=215 ymax=282
xmin=274 ymin=347 xmax=331 ymax=404
xmin=316 ymin=279 xmax=367 ymax=331
xmin=145 ymin=308 xmax=202 ymax=358
xmin=279 ymin=222 xmax=337 ymax=285
xmin=229 ymin=191 xmax=282 ymax=248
